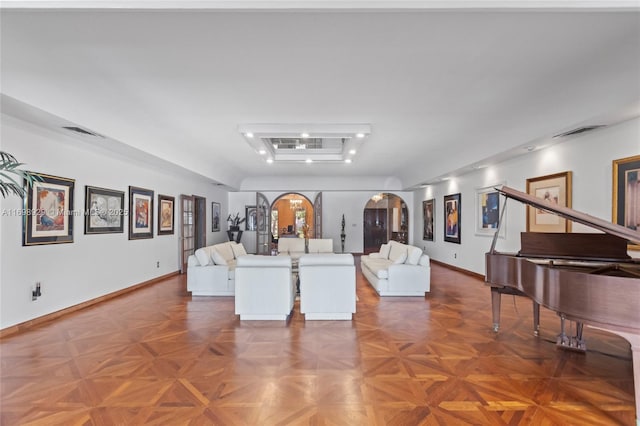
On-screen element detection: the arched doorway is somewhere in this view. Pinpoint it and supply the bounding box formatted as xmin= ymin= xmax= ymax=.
xmin=363 ymin=193 xmax=408 ymax=254
xmin=271 ymin=193 xmax=315 ymax=243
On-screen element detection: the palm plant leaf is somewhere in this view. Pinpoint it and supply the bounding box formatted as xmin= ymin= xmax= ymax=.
xmin=0 ymin=151 xmax=42 ymax=198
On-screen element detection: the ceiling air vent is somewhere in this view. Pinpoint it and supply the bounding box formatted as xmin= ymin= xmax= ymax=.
xmin=553 ymin=125 xmax=605 ymax=138
xmin=62 ymin=126 xmax=104 ymax=138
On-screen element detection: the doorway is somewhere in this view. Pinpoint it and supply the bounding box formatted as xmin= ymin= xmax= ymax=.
xmin=179 ymin=194 xmax=207 ymax=273
xmin=362 ymin=193 xmax=408 ymax=254
xmin=271 ymin=193 xmax=316 ymax=244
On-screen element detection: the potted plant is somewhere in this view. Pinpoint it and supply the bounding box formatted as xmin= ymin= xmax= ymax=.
xmin=227 ymin=213 xmax=245 ymax=231
xmin=0 ymin=151 xmax=41 ymax=198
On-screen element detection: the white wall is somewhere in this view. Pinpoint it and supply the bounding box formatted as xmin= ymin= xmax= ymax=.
xmin=413 ymin=117 xmax=640 ymax=274
xmin=229 ymin=190 xmax=414 ymax=254
xmin=0 ymin=116 xmax=229 ymax=329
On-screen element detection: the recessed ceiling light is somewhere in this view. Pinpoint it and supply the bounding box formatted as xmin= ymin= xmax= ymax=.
xmin=246 ymin=132 xmax=254 ymax=138
xmin=258 ymin=149 xmax=266 ymax=155
xmin=266 ymin=158 xmax=273 ymax=164
xmin=301 ymin=133 xmax=309 ymax=138
xmin=356 ymin=133 xmax=365 ymax=138
xmin=305 ymin=159 xmax=313 ymax=163
xmin=349 ymin=149 xmax=356 ymax=155
xmin=345 ymin=159 xmax=352 ymax=164
xmin=525 ymin=146 xmax=535 ymax=152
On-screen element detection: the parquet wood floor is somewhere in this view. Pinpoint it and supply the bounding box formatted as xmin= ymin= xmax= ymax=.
xmin=1 ymin=259 xmax=635 ymax=425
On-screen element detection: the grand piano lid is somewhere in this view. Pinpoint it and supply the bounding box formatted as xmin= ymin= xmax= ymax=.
xmin=497 ymin=185 xmax=640 ymax=245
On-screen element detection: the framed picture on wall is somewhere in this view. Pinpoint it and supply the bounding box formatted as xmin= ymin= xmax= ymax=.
xmin=444 ymin=193 xmax=461 ymax=244
xmin=129 ymin=186 xmax=154 ymax=239
xmin=423 ymin=199 xmax=434 ymax=241
xmin=475 ymin=184 xmax=505 ymax=237
xmin=613 ymin=155 xmax=640 ymax=250
xmin=157 ymin=194 xmax=175 ymax=235
xmin=23 ymin=173 xmax=75 ymax=246
xmin=245 ymin=205 xmax=257 ymax=231
xmin=526 ymin=171 xmax=572 ymax=233
xmin=211 ymin=202 xmax=221 ymax=232
xmin=84 ymin=185 xmax=125 ymax=234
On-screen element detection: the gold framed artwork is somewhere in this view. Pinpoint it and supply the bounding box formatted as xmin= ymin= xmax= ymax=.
xmin=612 ymin=154 xmax=640 ymax=250
xmin=526 ymin=171 xmax=572 ymax=233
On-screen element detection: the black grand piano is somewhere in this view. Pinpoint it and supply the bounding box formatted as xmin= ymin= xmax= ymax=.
xmin=485 ymin=185 xmax=640 ymax=424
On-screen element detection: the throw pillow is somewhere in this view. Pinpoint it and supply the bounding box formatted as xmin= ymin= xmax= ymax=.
xmin=379 ymin=243 xmax=391 ymax=259
xmin=392 ymin=251 xmax=407 ymax=264
xmin=231 ymin=243 xmax=247 ymax=257
xmin=211 ymin=249 xmax=228 ymax=265
xmin=406 ymin=246 xmax=422 ymax=265
xmin=194 ymin=248 xmax=212 ymax=266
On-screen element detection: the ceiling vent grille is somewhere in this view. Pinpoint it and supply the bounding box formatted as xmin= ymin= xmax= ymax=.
xmin=62 ymin=126 xmax=104 ymax=138
xmin=553 ymin=125 xmax=605 ymax=138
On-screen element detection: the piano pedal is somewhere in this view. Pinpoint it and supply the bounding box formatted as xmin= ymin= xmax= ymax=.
xmin=555 ymin=334 xmax=587 ymax=352
xmin=556 ymin=317 xmax=587 ymax=352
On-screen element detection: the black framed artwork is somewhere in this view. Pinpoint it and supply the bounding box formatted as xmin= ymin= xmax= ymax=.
xmin=23 ymin=173 xmax=75 ymax=246
xmin=444 ymin=193 xmax=461 ymax=244
xmin=129 ymin=186 xmax=154 ymax=240
xmin=211 ymin=202 xmax=221 ymax=232
xmin=423 ymin=199 xmax=434 ymax=241
xmin=84 ymin=185 xmax=125 ymax=234
xmin=157 ymin=194 xmax=175 ymax=235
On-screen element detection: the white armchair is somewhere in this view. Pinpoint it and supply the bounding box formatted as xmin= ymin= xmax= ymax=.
xmin=234 ymin=255 xmax=295 ymax=320
xmin=299 ymin=253 xmax=356 ymax=320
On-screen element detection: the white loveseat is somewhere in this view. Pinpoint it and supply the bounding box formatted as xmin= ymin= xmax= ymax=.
xmin=186 ymin=241 xmax=248 ymax=296
xmin=299 ymin=253 xmax=356 ymax=320
xmin=234 ymin=255 xmax=295 ymax=320
xmin=360 ymin=240 xmax=431 ymax=296
xmin=278 ymin=238 xmax=334 ymax=259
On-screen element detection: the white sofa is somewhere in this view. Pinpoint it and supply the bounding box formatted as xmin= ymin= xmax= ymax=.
xmin=234 ymin=255 xmax=295 ymax=320
xmin=186 ymin=241 xmax=248 ymax=296
xmin=278 ymin=238 xmax=334 ymax=259
xmin=299 ymin=253 xmax=356 ymax=320
xmin=360 ymin=240 xmax=431 ymax=296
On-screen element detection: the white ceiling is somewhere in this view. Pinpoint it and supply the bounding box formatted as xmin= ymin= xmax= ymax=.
xmin=1 ymin=1 xmax=639 ymax=191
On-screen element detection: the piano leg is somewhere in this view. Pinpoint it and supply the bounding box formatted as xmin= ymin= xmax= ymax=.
xmin=491 ymin=286 xmax=538 ymax=335
xmin=491 ymin=287 xmax=501 ymax=332
xmin=533 ymin=301 xmax=540 ymax=337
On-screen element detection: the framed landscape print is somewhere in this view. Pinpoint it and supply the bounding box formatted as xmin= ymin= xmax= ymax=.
xmin=526 ymin=171 xmax=572 ymax=233
xmin=613 ymin=155 xmax=640 ymax=250
xmin=129 ymin=186 xmax=154 ymax=240
xmin=157 ymin=194 xmax=175 ymax=235
xmin=444 ymin=193 xmax=461 ymax=244
xmin=23 ymin=173 xmax=75 ymax=246
xmin=211 ymin=202 xmax=221 ymax=232
xmin=84 ymin=186 xmax=125 ymax=234
xmin=245 ymin=205 xmax=257 ymax=231
xmin=475 ymin=184 xmax=505 ymax=237
xmin=423 ymin=199 xmax=434 ymax=241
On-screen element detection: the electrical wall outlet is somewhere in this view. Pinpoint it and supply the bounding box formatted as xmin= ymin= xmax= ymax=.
xmin=156 ymin=261 xmax=160 ymax=268
xmin=32 ymin=282 xmax=42 ymax=301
